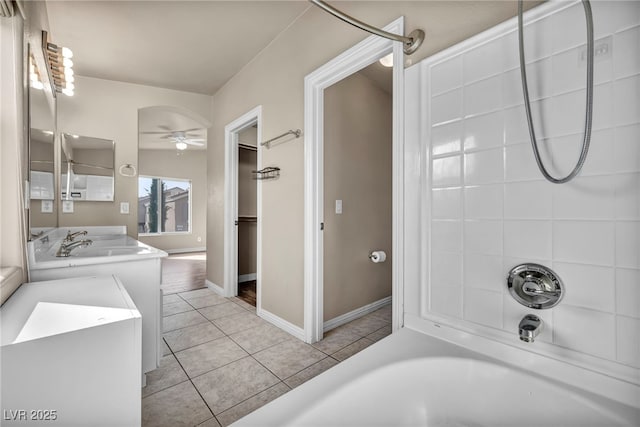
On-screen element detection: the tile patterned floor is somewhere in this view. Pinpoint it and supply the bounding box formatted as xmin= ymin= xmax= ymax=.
xmin=143 ymin=287 xmax=392 ymax=427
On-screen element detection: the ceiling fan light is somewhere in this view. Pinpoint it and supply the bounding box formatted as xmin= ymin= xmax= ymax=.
xmin=379 ymin=53 xmax=393 ymax=67
xmin=175 ymin=142 xmax=188 ymax=150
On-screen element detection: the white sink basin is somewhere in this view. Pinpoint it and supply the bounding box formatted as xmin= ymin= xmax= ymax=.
xmin=69 ymin=246 xmax=152 ymax=257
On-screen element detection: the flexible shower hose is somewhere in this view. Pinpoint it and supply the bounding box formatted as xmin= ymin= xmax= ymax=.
xmin=518 ymin=0 xmax=594 ymax=184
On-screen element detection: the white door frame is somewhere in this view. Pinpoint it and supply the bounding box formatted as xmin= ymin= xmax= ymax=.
xmin=303 ymin=17 xmax=405 ymax=343
xmin=224 ymin=106 xmax=262 ymax=309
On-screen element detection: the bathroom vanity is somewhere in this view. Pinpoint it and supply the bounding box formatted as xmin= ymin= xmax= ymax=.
xmin=1 ymin=276 xmax=141 ymax=426
xmin=27 ymin=226 xmax=166 ymax=381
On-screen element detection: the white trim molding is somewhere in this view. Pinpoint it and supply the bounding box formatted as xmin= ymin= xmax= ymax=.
xmin=205 ymin=279 xmax=225 ymax=296
xmin=238 ymin=273 xmax=256 ymax=283
xmin=323 ymin=296 xmax=392 ymax=333
xmin=165 ymin=247 xmax=206 ymax=254
xmin=303 ymin=17 xmax=405 ymax=344
xmin=258 ymin=307 xmax=306 ymax=342
xmin=223 ymin=106 xmax=263 ymax=302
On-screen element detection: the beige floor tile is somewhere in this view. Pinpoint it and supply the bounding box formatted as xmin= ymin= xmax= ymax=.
xmin=163 ymin=300 xmax=194 ymax=317
xmin=164 ymin=322 xmax=225 ymax=352
xmin=142 ymin=355 xmax=188 ymax=398
xmin=162 ymin=338 xmax=172 ymax=356
xmin=179 ymin=288 xmax=215 ymax=300
xmin=229 ymin=322 xmax=295 ymax=354
xmin=231 ymin=297 xmax=256 ymax=312
xmin=193 ymin=357 xmax=279 ymax=415
xmin=253 ymin=339 xmax=325 ymax=380
xmin=142 ymin=381 xmax=212 ymax=427
xmin=197 ymin=418 xmax=222 ymax=427
xmin=283 ymin=357 xmax=338 ymax=389
xmin=344 ymin=314 xmax=390 ymax=337
xmin=176 ymin=336 xmax=248 ymax=378
xmin=369 ymin=304 xmax=392 ymax=322
xmin=212 ymin=311 xmax=266 ymax=335
xmin=162 ymin=293 xmax=183 ymax=304
xmin=187 ymin=293 xmax=228 ymax=309
xmin=332 ymin=338 xmax=374 ymax=361
xmin=163 ymin=310 xmax=209 ymax=333
xmin=217 ymin=382 xmax=290 ymax=427
xmin=312 ymin=325 xmax=362 ymax=354
xmin=198 ymin=302 xmax=246 ymax=320
xmin=366 ymin=324 xmax=392 ymax=342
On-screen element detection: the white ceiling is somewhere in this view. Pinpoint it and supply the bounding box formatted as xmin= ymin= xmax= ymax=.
xmin=46 ymin=1 xmax=310 ymax=95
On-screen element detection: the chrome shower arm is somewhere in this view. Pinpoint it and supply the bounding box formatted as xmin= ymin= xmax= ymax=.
xmin=308 ymin=0 xmax=425 ymax=55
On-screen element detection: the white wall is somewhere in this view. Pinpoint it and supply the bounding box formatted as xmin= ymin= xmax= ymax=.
xmin=57 ymin=76 xmax=212 ymax=237
xmin=407 ymin=1 xmax=640 ymax=380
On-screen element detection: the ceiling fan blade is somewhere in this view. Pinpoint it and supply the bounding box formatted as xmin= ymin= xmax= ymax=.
xmin=184 ymin=140 xmax=205 ymax=146
xmin=178 ymin=127 xmax=205 ymax=133
xmin=140 ymin=131 xmax=172 ymax=135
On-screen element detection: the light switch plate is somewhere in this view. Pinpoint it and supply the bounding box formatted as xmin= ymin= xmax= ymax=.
xmin=335 ymin=199 xmax=343 ymax=214
xmin=41 ymin=200 xmax=53 ymax=213
xmin=62 ymin=200 xmax=74 ymax=213
xmin=120 ymin=202 xmax=130 ymax=214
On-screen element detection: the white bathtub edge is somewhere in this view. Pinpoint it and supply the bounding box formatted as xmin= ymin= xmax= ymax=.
xmin=404 ymin=313 xmax=640 ymax=409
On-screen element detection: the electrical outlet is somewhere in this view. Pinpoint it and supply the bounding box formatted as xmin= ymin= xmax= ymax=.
xmin=62 ymin=200 xmax=74 ymax=213
xmin=120 ymin=202 xmax=130 ymax=214
xmin=41 ymin=200 xmax=53 ymax=213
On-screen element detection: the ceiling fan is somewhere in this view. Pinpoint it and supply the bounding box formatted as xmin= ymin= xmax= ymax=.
xmin=140 ymin=126 xmax=205 ymax=150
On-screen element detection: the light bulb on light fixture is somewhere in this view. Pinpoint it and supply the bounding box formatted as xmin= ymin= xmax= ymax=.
xmin=175 ymin=142 xmax=188 ymax=151
xmin=64 ymin=67 xmax=74 ymax=77
xmin=63 ymin=57 xmax=73 ymax=68
xmin=62 ymin=88 xmax=74 ymax=97
xmin=31 ymin=80 xmax=44 ymax=90
xmin=379 ymin=53 xmax=394 ymax=67
xmin=61 ymin=47 xmax=73 ymax=58
xmin=66 ymin=82 xmax=75 ymax=91
xmin=66 ymin=74 xmax=75 ymax=83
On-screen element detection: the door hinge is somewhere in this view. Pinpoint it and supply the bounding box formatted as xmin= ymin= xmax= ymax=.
xmin=320 ymin=222 xmax=324 ymax=231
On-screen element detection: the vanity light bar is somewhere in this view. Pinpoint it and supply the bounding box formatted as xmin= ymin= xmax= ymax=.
xmin=41 ymin=30 xmax=74 ymax=97
xmin=29 ymin=53 xmax=45 ymax=90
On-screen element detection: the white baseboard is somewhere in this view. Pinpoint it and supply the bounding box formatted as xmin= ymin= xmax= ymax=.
xmin=238 ymin=273 xmax=256 ymax=283
xmin=205 ymin=280 xmax=225 ymax=296
xmin=258 ymin=307 xmax=305 ymax=341
xmin=323 ymin=296 xmax=392 ymax=333
xmin=166 ymin=247 xmax=206 ymax=254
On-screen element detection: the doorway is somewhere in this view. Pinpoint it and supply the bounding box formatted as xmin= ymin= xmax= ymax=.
xmin=304 ymin=18 xmax=405 ymax=343
xmin=237 ymin=126 xmax=258 ymax=306
xmin=322 ymin=62 xmax=393 ymax=331
xmin=224 ymin=106 xmax=262 ymax=309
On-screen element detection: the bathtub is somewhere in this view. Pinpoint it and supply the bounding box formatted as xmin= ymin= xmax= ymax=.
xmin=233 ymin=328 xmax=640 ymax=426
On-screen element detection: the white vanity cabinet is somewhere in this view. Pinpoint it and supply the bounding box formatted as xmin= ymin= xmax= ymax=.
xmin=27 ymin=226 xmax=167 ymax=380
xmin=1 ymin=276 xmax=141 ymax=426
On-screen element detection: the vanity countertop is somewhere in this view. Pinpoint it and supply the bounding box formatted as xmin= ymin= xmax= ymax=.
xmin=0 ymin=275 xmax=140 ymax=346
xmin=27 ymin=226 xmax=167 ymax=270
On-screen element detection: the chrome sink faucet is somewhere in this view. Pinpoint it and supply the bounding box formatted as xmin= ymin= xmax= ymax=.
xmin=64 ymin=230 xmax=88 ymax=243
xmin=519 ymin=314 xmax=542 ymax=343
xmin=56 ymin=239 xmax=93 ymax=257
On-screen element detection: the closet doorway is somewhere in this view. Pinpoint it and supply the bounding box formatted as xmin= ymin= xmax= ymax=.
xmin=223 ymin=106 xmax=262 ymax=308
xmin=237 ymin=126 xmax=258 ymax=306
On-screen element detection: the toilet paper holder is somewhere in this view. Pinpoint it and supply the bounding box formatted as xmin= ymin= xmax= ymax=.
xmin=368 ymin=251 xmax=387 ymax=263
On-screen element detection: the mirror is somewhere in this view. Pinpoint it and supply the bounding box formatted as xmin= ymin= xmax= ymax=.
xmin=61 ymin=133 xmax=115 ymax=201
xmin=28 ymin=44 xmax=58 ymax=230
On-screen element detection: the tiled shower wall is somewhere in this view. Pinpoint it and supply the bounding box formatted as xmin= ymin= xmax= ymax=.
xmin=416 ymin=1 xmax=639 ymax=374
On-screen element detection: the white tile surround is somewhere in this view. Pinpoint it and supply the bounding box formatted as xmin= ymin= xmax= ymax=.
xmin=408 ymin=0 xmax=640 ymax=379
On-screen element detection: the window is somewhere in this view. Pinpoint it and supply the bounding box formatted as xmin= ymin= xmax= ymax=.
xmin=138 ymin=176 xmax=191 ymax=234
